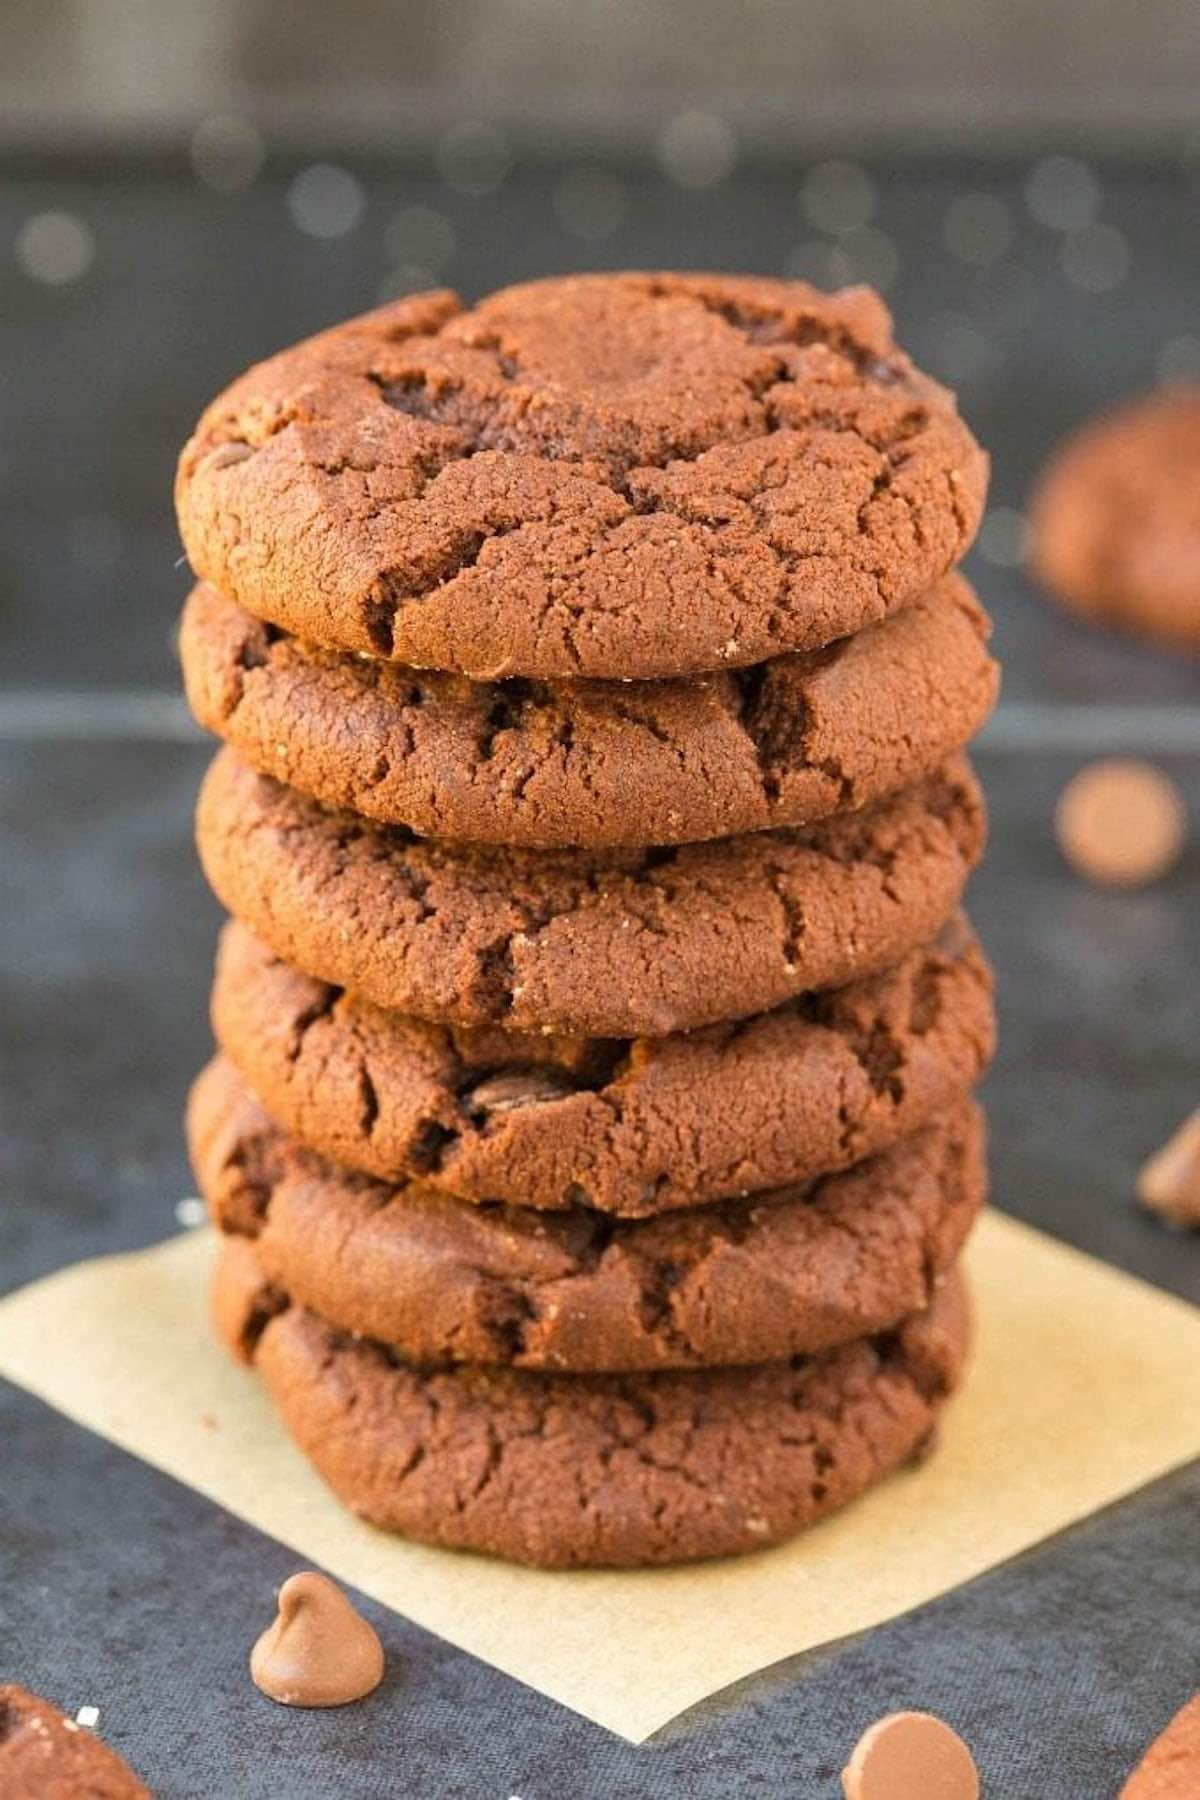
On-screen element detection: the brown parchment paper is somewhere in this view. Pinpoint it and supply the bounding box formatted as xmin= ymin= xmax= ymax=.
xmin=1 ymin=1210 xmax=1198 ymax=1742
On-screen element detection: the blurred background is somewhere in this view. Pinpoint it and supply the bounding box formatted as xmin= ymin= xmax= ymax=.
xmin=7 ymin=0 xmax=1200 ymax=150
xmin=1 ymin=3 xmax=1197 ymax=1299
xmin=5 ymin=0 xmax=1200 ymax=695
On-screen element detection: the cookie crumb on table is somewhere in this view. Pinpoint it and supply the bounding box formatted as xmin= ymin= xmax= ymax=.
xmin=0 ymin=1684 xmax=149 ymax=1798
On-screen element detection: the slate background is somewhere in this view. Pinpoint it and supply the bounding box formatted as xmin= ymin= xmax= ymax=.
xmin=1 ymin=152 xmax=1198 ymax=1796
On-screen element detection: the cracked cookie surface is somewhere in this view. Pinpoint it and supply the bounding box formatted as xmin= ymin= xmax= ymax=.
xmin=193 ymin=1057 xmax=984 ymax=1373
xmin=208 ymin=917 xmax=994 ymax=1213
xmin=182 ymin=573 xmax=996 ymax=848
xmin=196 ymin=749 xmax=985 ymax=1036
xmin=214 ymin=1242 xmax=969 ymax=1566
xmin=176 ymin=273 xmax=987 ymax=680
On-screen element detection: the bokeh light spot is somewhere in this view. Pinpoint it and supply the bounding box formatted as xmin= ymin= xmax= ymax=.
xmin=1025 ymin=155 xmax=1100 ymax=232
xmin=656 ymin=111 xmax=737 ymax=189
xmin=286 ymin=164 xmax=365 ymax=239
xmin=800 ymin=161 xmax=876 ymax=236
xmin=16 ymin=211 xmax=94 ymax=284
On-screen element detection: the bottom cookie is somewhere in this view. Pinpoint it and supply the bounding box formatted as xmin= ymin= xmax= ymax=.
xmin=215 ymin=1243 xmax=969 ymax=1568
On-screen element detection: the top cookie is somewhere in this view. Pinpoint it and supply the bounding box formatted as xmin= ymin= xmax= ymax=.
xmin=176 ymin=273 xmax=987 ymax=680
xmin=1030 ymin=386 xmax=1200 ymax=651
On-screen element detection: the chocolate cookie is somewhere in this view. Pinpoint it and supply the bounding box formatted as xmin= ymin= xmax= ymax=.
xmin=1030 ymin=387 xmax=1200 ymax=651
xmin=175 ymin=273 xmax=987 ymax=681
xmin=193 ymin=1056 xmax=984 ymax=1372
xmin=209 ymin=918 xmax=994 ymax=1214
xmin=196 ymin=750 xmax=986 ymax=1037
xmin=181 ymin=575 xmax=996 ymax=849
xmin=0 ymin=1686 xmax=150 ymax=1799
xmin=214 ymin=1242 xmax=969 ymax=1566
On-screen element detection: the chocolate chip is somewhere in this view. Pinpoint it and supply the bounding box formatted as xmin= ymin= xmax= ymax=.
xmin=466 ymin=1068 xmax=575 ymax=1119
xmin=1055 ymin=759 xmax=1186 ymax=888
xmin=206 ymin=440 xmax=255 ymax=471
xmin=1138 ymin=1108 xmax=1200 ymax=1230
xmin=841 ymin=1711 xmax=979 ymax=1800
xmin=250 ymin=1572 xmax=384 ymax=1708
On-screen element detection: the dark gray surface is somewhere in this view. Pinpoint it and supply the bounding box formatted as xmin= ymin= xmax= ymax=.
xmin=1 ymin=155 xmax=1199 ymax=1796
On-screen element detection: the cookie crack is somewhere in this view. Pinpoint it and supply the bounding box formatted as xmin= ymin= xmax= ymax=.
xmin=284 ymin=984 xmax=340 ymax=1063
xmin=237 ymin=1280 xmax=290 ymax=1358
xmin=356 ymin=1061 xmax=380 ymax=1138
xmin=350 ymin=324 xmax=943 ymax=636
xmin=731 ymin=646 xmax=855 ymax=807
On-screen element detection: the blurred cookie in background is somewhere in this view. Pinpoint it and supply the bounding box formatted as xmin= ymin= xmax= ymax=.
xmin=1028 ymin=387 xmax=1200 ymax=651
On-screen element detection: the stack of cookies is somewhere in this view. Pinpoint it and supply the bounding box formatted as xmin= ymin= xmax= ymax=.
xmin=177 ymin=273 xmax=996 ymax=1568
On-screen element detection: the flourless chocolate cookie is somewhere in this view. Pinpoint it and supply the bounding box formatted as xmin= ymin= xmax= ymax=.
xmin=181 ymin=575 xmax=997 ymax=849
xmin=214 ymin=1242 xmax=969 ymax=1567
xmin=175 ymin=273 xmax=987 ymax=681
xmin=192 ymin=1057 xmax=984 ymax=1372
xmin=0 ymin=1686 xmax=150 ymax=1799
xmin=208 ymin=918 xmax=994 ymax=1214
xmin=195 ymin=750 xmax=986 ymax=1037
xmin=1030 ymin=387 xmax=1200 ymax=650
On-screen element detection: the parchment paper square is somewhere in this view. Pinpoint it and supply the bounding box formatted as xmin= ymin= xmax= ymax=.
xmin=1 ymin=1212 xmax=1197 ymax=1741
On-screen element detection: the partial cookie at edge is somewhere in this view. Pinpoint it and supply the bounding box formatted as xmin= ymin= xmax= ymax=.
xmin=0 ymin=1685 xmax=150 ymax=1799
xmin=1029 ymin=386 xmax=1200 ymax=651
